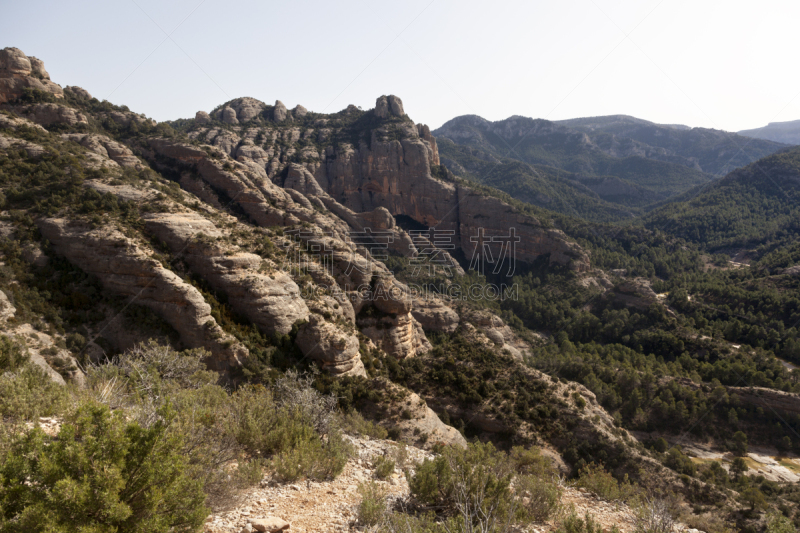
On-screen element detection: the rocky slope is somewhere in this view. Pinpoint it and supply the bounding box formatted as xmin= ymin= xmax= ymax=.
xmin=0 ymin=48 xmax=741 ymax=530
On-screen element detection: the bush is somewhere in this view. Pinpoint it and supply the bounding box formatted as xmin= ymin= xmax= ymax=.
xmin=0 ymin=334 xmax=28 ymax=372
xmin=555 ymin=512 xmax=616 ymax=533
xmin=272 ymin=430 xmax=352 ymax=483
xmin=0 ymin=401 xmax=207 ymax=532
xmin=0 ymin=363 xmax=70 ymax=420
xmin=357 ymin=481 xmax=388 ymax=527
xmin=408 ymin=442 xmax=515 ymax=531
xmin=339 ymin=409 xmax=388 ymax=439
xmin=766 ymin=511 xmax=795 ymax=533
xmin=633 ymin=498 xmax=674 ymax=533
xmin=576 ymin=463 xmax=637 ymax=502
xmin=515 ymin=473 xmax=562 ymax=522
xmin=374 ymin=455 xmax=396 ymax=480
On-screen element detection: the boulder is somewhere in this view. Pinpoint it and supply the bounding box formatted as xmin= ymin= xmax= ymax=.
xmin=229 ymin=97 xmax=265 ymax=122
xmin=410 ymin=296 xmax=459 ymax=333
xmin=65 ymin=85 xmax=92 ymax=100
xmin=295 ymin=314 xmax=365 ymax=376
xmin=0 ymin=48 xmax=64 ymax=103
xmin=249 ymin=517 xmax=290 ymax=532
xmin=273 ymin=100 xmax=288 ymax=122
xmin=221 ymin=106 xmax=238 ymax=124
xmin=292 ymin=104 xmax=307 ymax=118
xmin=9 ymin=103 xmax=87 ymax=127
xmin=195 ymin=110 xmax=211 ymax=124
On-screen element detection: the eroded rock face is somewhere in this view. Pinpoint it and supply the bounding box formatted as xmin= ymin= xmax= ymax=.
xmin=38 ymin=218 xmax=247 ymax=371
xmin=362 ymin=377 xmax=466 ymax=449
xmin=0 ymin=290 xmax=15 ymax=323
xmin=62 ymin=133 xmax=141 ymax=168
xmin=0 ymin=47 xmax=64 ymax=103
xmin=359 ymin=312 xmax=431 ymax=360
xmin=142 ymin=211 xmax=310 ymax=336
xmin=195 ymin=110 xmax=210 ymax=124
xmin=7 ymin=103 xmax=87 ymax=127
xmin=295 ymin=315 xmax=365 ymax=376
xmin=273 ymin=100 xmax=288 ymax=122
xmin=410 ymin=296 xmax=459 ymax=333
xmin=314 ymin=97 xmax=591 ymax=271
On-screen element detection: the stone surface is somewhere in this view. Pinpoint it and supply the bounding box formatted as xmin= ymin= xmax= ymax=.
xmin=410 ymin=296 xmax=459 ymax=333
xmin=273 ymin=100 xmax=288 ymax=122
xmin=196 ymin=110 xmax=211 ymax=124
xmin=295 ymin=314 xmax=365 ymax=376
xmin=143 ymin=211 xmax=310 ymax=336
xmin=0 ymin=290 xmax=15 ymax=322
xmin=7 ymin=103 xmax=87 ymax=127
xmin=221 ymin=106 xmax=238 ymax=124
xmin=62 ymin=133 xmax=141 ymax=168
xmin=0 ymin=47 xmax=64 ymax=103
xmin=38 ymin=218 xmax=247 ymax=371
xmin=249 ymin=517 xmax=289 ymax=532
xmin=65 ymin=85 xmax=92 ymax=100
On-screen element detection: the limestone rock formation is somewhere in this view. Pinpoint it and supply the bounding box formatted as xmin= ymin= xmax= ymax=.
xmin=410 ymin=296 xmax=459 ymax=333
xmin=0 ymin=290 xmax=15 ymax=323
xmin=62 ymin=133 xmax=141 ymax=168
xmin=64 ymin=85 xmax=92 ymax=100
xmin=6 ymin=103 xmax=87 ymax=127
xmin=273 ymin=100 xmax=288 ymax=122
xmin=195 ymin=110 xmax=210 ymax=124
xmin=38 ymin=218 xmax=247 ymax=371
xmin=142 ymin=211 xmax=310 ymax=335
xmin=295 ymin=315 xmax=365 ymax=376
xmin=362 ymin=377 xmax=466 ymax=449
xmin=0 ymin=47 xmax=64 ymax=103
xmin=375 ymin=95 xmax=404 ymax=118
xmin=221 ymin=106 xmax=238 ymax=124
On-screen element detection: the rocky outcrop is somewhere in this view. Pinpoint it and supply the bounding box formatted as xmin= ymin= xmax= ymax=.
xmin=0 ymin=133 xmax=46 ymax=158
xmin=142 ymin=211 xmax=310 ymax=336
xmin=38 ymin=218 xmax=247 ymax=371
xmin=62 ymin=133 xmax=141 ymax=168
xmin=64 ymin=86 xmax=92 ymax=100
xmin=195 ymin=110 xmax=210 ymax=124
xmin=362 ymin=377 xmax=466 ymax=449
xmin=272 ymin=100 xmax=288 ymax=122
xmin=410 ymin=296 xmax=459 ymax=333
xmin=375 ymin=95 xmax=405 ymax=118
xmin=295 ymin=315 xmax=365 ymax=376
xmin=0 ymin=47 xmax=63 ymax=104
xmin=614 ymin=277 xmax=659 ymax=310
xmin=0 ymin=290 xmax=15 ymax=323
xmin=6 ymin=103 xmax=87 ymax=127
xmin=313 ymin=96 xmax=590 ymax=272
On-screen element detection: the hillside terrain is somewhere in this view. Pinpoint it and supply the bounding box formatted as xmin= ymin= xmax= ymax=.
xmin=739 ymin=120 xmax=800 ymax=145
xmin=434 ymin=114 xmax=787 ymax=222
xmin=1 ymin=47 xmax=799 ymax=533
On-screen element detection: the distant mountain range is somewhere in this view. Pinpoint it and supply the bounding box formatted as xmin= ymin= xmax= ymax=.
xmin=434 ymin=114 xmax=787 ymax=222
xmin=739 ymin=119 xmax=800 ymax=145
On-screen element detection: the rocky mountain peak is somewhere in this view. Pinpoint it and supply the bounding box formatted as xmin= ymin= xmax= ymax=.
xmin=374 ymin=94 xmax=404 ymax=118
xmin=0 ymin=47 xmax=64 ymax=103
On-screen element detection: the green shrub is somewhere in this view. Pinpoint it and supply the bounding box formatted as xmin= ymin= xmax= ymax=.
xmin=576 ymin=463 xmax=637 ymax=502
xmin=766 ymin=511 xmax=795 ymax=533
xmin=0 ymin=334 xmax=28 ymax=372
xmin=515 ymin=473 xmax=562 ymax=522
xmin=357 ymin=481 xmax=388 ymax=527
xmin=374 ymin=455 xmax=396 ymax=480
xmin=0 ymin=401 xmax=207 ymax=532
xmin=555 ymin=512 xmax=615 ymax=533
xmin=633 ymin=498 xmax=674 ymax=533
xmin=408 ymin=442 xmax=515 ymax=530
xmin=0 ymin=363 xmax=70 ymax=420
xmin=339 ymin=409 xmax=388 ymax=439
xmin=272 ymin=430 xmax=352 ymax=483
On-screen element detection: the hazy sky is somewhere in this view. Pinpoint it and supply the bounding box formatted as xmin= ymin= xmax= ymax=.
xmin=3 ymin=0 xmax=799 ymax=131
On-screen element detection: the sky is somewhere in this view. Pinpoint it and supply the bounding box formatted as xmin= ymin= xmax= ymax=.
xmin=2 ymin=0 xmax=799 ymax=132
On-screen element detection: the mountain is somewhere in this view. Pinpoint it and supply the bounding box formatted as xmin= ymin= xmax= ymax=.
xmin=3 ymin=46 xmax=800 ymax=532
xmin=434 ymin=114 xmax=787 ymax=222
xmin=739 ymin=119 xmax=800 ymax=145
xmin=645 ymin=146 xmax=800 ymax=252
